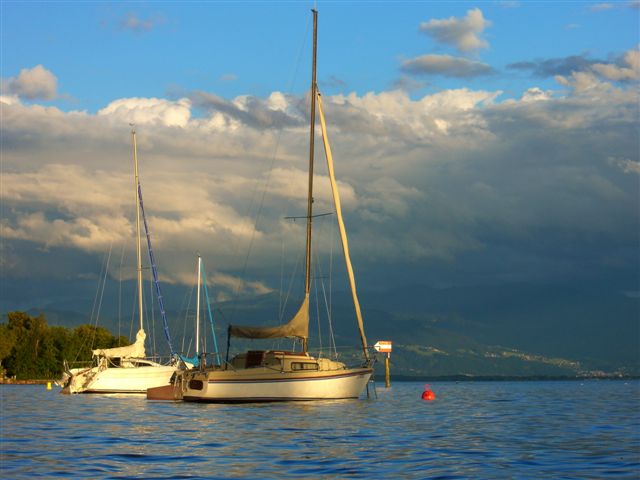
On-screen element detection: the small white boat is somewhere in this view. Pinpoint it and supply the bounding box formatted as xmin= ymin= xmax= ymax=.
xmin=181 ymin=10 xmax=373 ymax=403
xmin=62 ymin=344 xmax=177 ymax=394
xmin=61 ymin=130 xmax=178 ymax=394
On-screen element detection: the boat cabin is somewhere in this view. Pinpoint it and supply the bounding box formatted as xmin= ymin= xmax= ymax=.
xmin=228 ymin=350 xmax=346 ymax=373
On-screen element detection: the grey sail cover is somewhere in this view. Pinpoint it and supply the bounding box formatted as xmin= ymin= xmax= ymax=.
xmin=229 ymin=295 xmax=309 ymax=340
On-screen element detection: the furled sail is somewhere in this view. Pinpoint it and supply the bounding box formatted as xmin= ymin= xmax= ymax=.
xmin=229 ymin=295 xmax=309 ymax=340
xmin=317 ymin=92 xmax=369 ymax=361
xmin=92 ymin=328 xmax=146 ymax=359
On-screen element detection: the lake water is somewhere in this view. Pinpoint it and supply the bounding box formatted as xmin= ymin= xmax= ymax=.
xmin=1 ymin=381 xmax=638 ymax=478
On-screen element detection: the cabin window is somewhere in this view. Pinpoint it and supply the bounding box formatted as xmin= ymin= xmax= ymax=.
xmin=291 ymin=362 xmax=319 ymax=371
xmin=245 ymin=351 xmax=265 ymax=368
xmin=189 ymin=380 xmax=204 ymax=390
xmin=131 ymin=361 xmax=151 ymax=367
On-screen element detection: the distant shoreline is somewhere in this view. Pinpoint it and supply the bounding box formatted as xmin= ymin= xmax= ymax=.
xmin=373 ymin=374 xmax=639 ymax=382
xmin=1 ymin=379 xmax=53 ymax=385
xmin=2 ymin=375 xmax=638 ymax=386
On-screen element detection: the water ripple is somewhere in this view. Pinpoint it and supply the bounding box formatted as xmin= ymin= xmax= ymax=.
xmin=1 ymin=381 xmax=638 ymax=478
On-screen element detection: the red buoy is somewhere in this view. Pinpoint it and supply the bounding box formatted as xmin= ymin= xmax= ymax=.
xmin=421 ymin=384 xmax=436 ymax=401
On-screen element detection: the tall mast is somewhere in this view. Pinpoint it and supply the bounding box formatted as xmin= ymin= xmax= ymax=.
xmin=304 ymin=9 xmax=318 ymax=297
xmin=302 ymin=9 xmax=318 ymax=354
xmin=132 ymin=129 xmax=144 ymax=332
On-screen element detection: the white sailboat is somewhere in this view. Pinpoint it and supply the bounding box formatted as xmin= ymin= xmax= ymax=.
xmin=181 ymin=10 xmax=373 ymax=402
xmin=61 ymin=130 xmax=177 ymax=394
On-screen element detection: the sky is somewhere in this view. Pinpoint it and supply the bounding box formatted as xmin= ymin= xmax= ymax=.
xmin=1 ymin=1 xmax=639 ymax=313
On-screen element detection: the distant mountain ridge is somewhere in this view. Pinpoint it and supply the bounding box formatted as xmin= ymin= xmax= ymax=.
xmin=4 ymin=280 xmax=638 ymax=377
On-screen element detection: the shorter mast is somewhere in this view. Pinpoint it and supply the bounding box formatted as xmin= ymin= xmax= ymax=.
xmin=317 ymin=92 xmax=370 ymax=362
xmin=196 ymin=255 xmax=202 ymax=356
xmin=132 ymin=129 xmax=144 ymax=334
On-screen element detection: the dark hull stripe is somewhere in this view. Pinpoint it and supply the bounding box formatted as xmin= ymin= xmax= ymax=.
xmin=205 ymin=369 xmax=372 ymax=384
xmin=183 ymin=396 xmax=359 ymax=404
xmin=83 ymin=390 xmax=147 ymax=394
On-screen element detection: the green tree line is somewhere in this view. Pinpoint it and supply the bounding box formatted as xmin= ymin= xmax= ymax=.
xmin=0 ymin=311 xmax=130 ymax=380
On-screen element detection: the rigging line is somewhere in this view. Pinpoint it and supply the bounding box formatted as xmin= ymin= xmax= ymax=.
xmin=85 ymin=243 xmax=113 ymax=360
xmin=140 ymin=272 xmax=147 ymax=351
xmin=311 ymin=215 xmax=329 ymax=354
xmin=73 ymin=253 xmax=106 ymax=362
xmin=203 ymin=325 xmax=207 ymax=357
xmin=279 ymin=237 xmax=284 ymax=323
xmin=201 ymin=261 xmax=222 ymax=365
xmin=182 ymin=277 xmax=195 ymax=355
xmin=149 ymin=267 xmax=157 ymax=357
xmin=319 ymin=269 xmax=335 ymax=359
xmin=89 ymin=248 xmax=107 ymax=328
xmin=312 ymin=209 xmax=336 ymax=358
xmin=313 ymin=252 xmax=323 ymax=356
xmin=228 ymin=16 xmax=312 ymax=321
xmin=316 ymin=217 xmax=337 ymax=358
xmin=178 ymin=283 xmax=191 ymax=354
xmin=284 ymin=212 xmax=333 ymax=220
xmin=73 ymin=246 xmax=108 ymax=363
xmin=203 ymin=286 xmax=207 ymax=357
xmin=328 ymin=217 xmax=337 ymax=358
xmin=280 ymin=246 xmax=303 ymax=321
xmin=185 ymin=338 xmax=193 ymax=358
xmin=94 ymin=241 xmax=113 ymax=337
xmin=117 ymin=243 xmax=125 ymax=345
xmin=129 ymin=279 xmax=136 ymax=341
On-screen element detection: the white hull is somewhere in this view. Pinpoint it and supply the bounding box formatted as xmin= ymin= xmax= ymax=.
xmin=63 ymin=363 xmax=177 ymax=394
xmin=182 ymin=367 xmax=372 ymax=402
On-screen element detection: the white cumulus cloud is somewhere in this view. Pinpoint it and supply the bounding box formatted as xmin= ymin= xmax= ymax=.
xmin=419 ymin=8 xmax=491 ymax=53
xmin=98 ymin=97 xmax=192 ymax=127
xmin=3 ymin=65 xmax=57 ymax=100
xmin=120 ymin=12 xmax=165 ymax=33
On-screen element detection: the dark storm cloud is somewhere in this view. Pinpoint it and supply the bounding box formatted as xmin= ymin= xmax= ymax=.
xmin=401 ymin=54 xmax=494 ymax=78
xmin=507 ymin=51 xmax=640 ymax=83
xmin=389 ymin=75 xmax=427 ymax=93
xmin=320 ymin=75 xmax=348 ymax=91
xmin=190 ymin=91 xmax=305 ymax=129
xmin=507 ymin=55 xmax=600 ymax=77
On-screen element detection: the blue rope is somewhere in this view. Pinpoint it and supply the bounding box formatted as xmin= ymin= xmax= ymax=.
xmin=138 ymin=182 xmax=175 ymax=356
